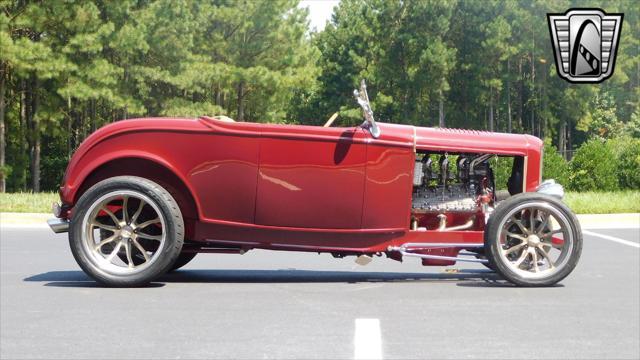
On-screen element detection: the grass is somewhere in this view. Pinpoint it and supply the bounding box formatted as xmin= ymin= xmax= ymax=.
xmin=564 ymin=190 xmax=640 ymax=214
xmin=1 ymin=190 xmax=639 ymax=214
xmin=0 ymin=192 xmax=59 ymax=213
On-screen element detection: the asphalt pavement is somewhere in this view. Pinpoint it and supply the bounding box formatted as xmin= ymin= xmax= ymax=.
xmin=1 ymin=226 xmax=638 ymax=359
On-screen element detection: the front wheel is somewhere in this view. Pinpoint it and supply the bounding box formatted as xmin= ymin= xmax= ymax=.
xmin=484 ymin=193 xmax=582 ymax=287
xmin=69 ymin=176 xmax=185 ymax=287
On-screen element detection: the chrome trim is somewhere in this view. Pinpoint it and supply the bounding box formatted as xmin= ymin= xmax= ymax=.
xmin=354 ymin=80 xmax=380 ymax=138
xmin=392 ymin=242 xmax=484 ymax=249
xmin=395 ymin=250 xmax=489 ymax=264
xmin=387 ymin=242 xmax=487 ymax=263
xmin=470 ymin=154 xmax=493 ymax=175
xmin=48 ymin=218 xmax=69 ymax=233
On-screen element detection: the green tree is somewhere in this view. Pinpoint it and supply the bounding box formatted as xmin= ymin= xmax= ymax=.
xmin=569 ymin=139 xmax=619 ymax=191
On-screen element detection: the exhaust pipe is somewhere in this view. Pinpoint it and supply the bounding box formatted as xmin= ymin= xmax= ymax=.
xmin=48 ymin=218 xmax=69 ymax=233
xmin=437 ymin=214 xmax=475 ymax=232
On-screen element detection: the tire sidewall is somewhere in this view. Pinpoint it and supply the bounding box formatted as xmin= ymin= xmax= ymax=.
xmin=69 ymin=176 xmax=184 ymax=287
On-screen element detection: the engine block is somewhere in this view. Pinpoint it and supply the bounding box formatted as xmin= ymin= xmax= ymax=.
xmin=411 ymin=153 xmax=494 ymax=213
xmin=412 ymin=184 xmax=478 ymax=212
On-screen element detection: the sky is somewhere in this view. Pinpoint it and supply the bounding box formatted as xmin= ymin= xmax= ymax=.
xmin=298 ymin=0 xmax=340 ymax=31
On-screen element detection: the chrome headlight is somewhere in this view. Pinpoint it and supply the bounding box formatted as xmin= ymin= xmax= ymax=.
xmin=537 ymin=179 xmax=564 ymax=199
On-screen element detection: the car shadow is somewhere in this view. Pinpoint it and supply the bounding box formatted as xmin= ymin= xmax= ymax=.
xmin=22 ymin=268 xmax=516 ymax=288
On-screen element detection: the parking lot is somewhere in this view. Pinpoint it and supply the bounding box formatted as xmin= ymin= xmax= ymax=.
xmin=1 ymin=226 xmax=638 ymax=359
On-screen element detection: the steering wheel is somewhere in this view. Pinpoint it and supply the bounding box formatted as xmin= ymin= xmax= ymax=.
xmin=323 ymin=112 xmax=339 ymax=127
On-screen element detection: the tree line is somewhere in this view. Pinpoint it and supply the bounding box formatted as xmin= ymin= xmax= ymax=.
xmin=1 ymin=0 xmax=638 ymax=192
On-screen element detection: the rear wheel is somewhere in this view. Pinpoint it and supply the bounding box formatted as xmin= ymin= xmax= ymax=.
xmin=170 ymin=252 xmax=197 ymax=271
xmin=99 ymin=231 xmax=196 ymax=271
xmin=485 ymin=193 xmax=582 ymax=287
xmin=69 ymin=176 xmax=184 ymax=287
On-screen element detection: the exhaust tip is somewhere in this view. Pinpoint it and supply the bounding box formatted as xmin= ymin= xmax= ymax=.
xmin=47 ymin=218 xmax=69 ymax=233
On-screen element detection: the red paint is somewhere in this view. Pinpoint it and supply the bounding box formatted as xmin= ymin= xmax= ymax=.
xmin=59 ymin=117 xmax=544 ymax=263
xmin=255 ymin=125 xmax=367 ymax=229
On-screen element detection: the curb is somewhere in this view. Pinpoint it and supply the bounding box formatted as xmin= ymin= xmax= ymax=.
xmin=1 ymin=212 xmax=638 ymax=230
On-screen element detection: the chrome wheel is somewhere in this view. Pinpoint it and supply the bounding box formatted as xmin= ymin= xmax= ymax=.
xmin=497 ymin=202 xmax=573 ymax=279
xmin=81 ymin=190 xmax=167 ymax=275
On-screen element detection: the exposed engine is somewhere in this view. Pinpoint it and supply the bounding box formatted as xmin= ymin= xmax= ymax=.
xmin=412 ymin=153 xmax=495 ymax=213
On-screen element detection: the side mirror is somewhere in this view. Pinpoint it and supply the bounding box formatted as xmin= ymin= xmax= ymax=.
xmin=353 ymin=80 xmax=380 ymax=138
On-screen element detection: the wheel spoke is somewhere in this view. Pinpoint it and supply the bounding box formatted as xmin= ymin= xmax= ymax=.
xmin=130 ymin=199 xmax=146 ymax=225
xmin=91 ymin=221 xmax=118 ymax=232
xmin=503 ymin=242 xmax=527 ymax=255
xmin=122 ymin=196 xmax=129 ymax=223
xmin=536 ymin=211 xmax=550 ymax=234
xmin=505 ymin=231 xmax=527 ymax=242
xmin=537 ymin=247 xmax=556 ymax=269
xmin=539 ymin=241 xmax=560 ymax=250
xmin=132 ymin=239 xmax=150 ymax=262
xmin=511 ymin=218 xmax=529 ymax=235
xmin=124 ymin=241 xmax=134 ymax=268
xmin=105 ymin=242 xmax=123 ymax=262
xmin=136 ymin=218 xmax=160 ymax=229
xmin=529 ymin=209 xmax=536 ymax=233
xmin=94 ymin=234 xmax=118 ymax=250
xmin=136 ymin=232 xmax=162 ymax=241
xmin=513 ymin=249 xmax=529 ymax=268
xmin=532 ymin=250 xmax=540 ymax=272
xmin=543 ymin=228 xmax=563 ymax=237
xmin=101 ymin=207 xmax=120 ymax=225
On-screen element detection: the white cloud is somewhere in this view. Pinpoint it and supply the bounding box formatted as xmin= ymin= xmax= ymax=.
xmin=298 ymin=0 xmax=340 ymax=31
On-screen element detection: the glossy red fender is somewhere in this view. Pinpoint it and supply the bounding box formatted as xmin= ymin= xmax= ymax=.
xmin=59 ymin=116 xmax=543 ymax=253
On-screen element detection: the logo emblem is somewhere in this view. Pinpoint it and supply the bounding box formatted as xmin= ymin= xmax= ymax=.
xmin=547 ymin=8 xmax=623 ymax=83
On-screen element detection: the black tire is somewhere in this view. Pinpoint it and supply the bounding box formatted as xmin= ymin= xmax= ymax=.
xmin=476 ymin=254 xmax=496 ymax=271
xmin=484 ymin=192 xmax=582 ymax=287
xmin=466 ymin=248 xmax=496 ymax=271
xmin=170 ymin=252 xmax=197 ymax=271
xmin=69 ymin=176 xmax=184 ymax=287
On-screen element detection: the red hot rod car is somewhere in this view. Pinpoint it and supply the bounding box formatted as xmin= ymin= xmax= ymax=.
xmin=48 ymin=81 xmax=582 ymax=287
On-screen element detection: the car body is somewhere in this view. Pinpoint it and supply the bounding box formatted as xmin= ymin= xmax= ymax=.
xmin=49 ymin=82 xmax=582 ymax=287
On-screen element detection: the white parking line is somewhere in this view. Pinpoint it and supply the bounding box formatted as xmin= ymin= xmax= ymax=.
xmin=354 ymin=318 xmax=382 ymax=360
xmin=583 ymin=230 xmax=640 ymax=249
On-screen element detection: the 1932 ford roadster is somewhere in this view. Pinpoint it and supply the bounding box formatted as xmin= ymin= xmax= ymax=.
xmin=48 ymin=81 xmax=582 ymax=287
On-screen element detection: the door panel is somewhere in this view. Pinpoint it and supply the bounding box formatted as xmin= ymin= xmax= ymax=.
xmin=362 ymin=144 xmax=414 ymax=229
xmin=256 ymin=126 xmax=367 ymax=229
xmin=187 ymin=132 xmax=260 ymax=223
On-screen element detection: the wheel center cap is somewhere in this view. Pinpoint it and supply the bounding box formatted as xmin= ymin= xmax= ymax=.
xmin=527 ymin=234 xmax=541 ymax=247
xmin=120 ymin=226 xmax=134 ymax=239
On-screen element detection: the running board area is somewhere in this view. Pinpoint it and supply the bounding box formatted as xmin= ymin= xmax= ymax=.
xmin=387 ymin=243 xmax=488 ymax=264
